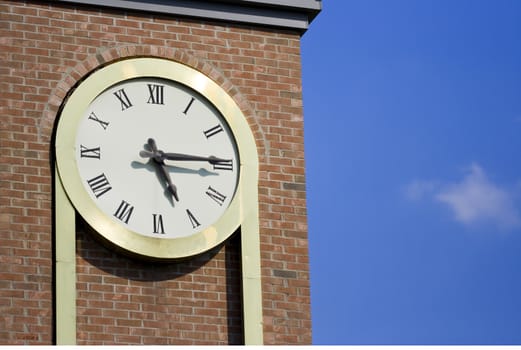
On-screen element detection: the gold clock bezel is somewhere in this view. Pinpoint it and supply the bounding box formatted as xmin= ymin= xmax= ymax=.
xmin=55 ymin=57 xmax=258 ymax=260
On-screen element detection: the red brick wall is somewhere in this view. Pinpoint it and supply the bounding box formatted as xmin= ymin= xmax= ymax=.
xmin=76 ymin=221 xmax=244 ymax=344
xmin=0 ymin=0 xmax=310 ymax=344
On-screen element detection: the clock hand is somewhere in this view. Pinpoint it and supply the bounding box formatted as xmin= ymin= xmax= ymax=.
xmin=141 ymin=138 xmax=179 ymax=202
xmin=162 ymin=153 xmax=231 ymax=165
xmin=140 ymin=149 xmax=230 ymax=165
xmin=147 ymin=138 xmax=158 ymax=152
xmin=145 ymin=138 xmax=164 ymax=163
xmin=155 ymin=161 xmax=179 ymax=202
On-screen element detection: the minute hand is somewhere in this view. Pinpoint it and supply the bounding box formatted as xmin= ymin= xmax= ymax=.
xmin=162 ymin=153 xmax=230 ymax=164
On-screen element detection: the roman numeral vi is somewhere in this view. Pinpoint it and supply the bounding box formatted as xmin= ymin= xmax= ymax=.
xmin=152 ymin=214 xmax=165 ymax=234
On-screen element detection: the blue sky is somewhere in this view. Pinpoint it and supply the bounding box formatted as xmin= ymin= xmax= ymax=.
xmin=302 ymin=0 xmax=521 ymax=344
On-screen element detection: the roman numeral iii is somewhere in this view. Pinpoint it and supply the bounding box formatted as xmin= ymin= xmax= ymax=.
xmin=212 ymin=159 xmax=233 ymax=171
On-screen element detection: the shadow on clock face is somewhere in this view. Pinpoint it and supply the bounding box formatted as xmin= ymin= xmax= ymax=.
xmin=131 ymin=159 xmax=218 ymax=176
xmin=131 ymin=159 xmax=218 ymax=207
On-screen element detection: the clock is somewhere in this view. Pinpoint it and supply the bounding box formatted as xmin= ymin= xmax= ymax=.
xmin=55 ymin=57 xmax=253 ymax=260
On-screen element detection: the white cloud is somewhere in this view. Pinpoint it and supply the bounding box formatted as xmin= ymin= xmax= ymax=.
xmin=405 ymin=163 xmax=521 ymax=230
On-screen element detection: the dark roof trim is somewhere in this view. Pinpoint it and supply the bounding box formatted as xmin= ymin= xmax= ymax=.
xmin=55 ymin=0 xmax=322 ymax=34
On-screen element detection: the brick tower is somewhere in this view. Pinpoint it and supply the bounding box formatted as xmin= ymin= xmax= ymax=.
xmin=0 ymin=0 xmax=321 ymax=344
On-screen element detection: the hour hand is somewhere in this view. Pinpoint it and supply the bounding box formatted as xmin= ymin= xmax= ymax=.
xmin=156 ymin=162 xmax=179 ymax=202
xmin=139 ymin=139 xmax=179 ymax=202
xmin=162 ymin=152 xmax=230 ymax=165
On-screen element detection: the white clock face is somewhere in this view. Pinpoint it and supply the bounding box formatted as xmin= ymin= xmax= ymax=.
xmin=74 ymin=77 xmax=240 ymax=239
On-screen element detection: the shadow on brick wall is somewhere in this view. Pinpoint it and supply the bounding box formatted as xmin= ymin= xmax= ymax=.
xmin=61 ymin=215 xmax=244 ymax=344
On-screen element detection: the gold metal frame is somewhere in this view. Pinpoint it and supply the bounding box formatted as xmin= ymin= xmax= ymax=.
xmin=54 ymin=57 xmax=263 ymax=344
xmin=56 ymin=58 xmax=255 ymax=259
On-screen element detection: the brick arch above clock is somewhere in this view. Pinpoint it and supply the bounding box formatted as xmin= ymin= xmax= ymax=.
xmin=42 ymin=45 xmax=266 ymax=160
